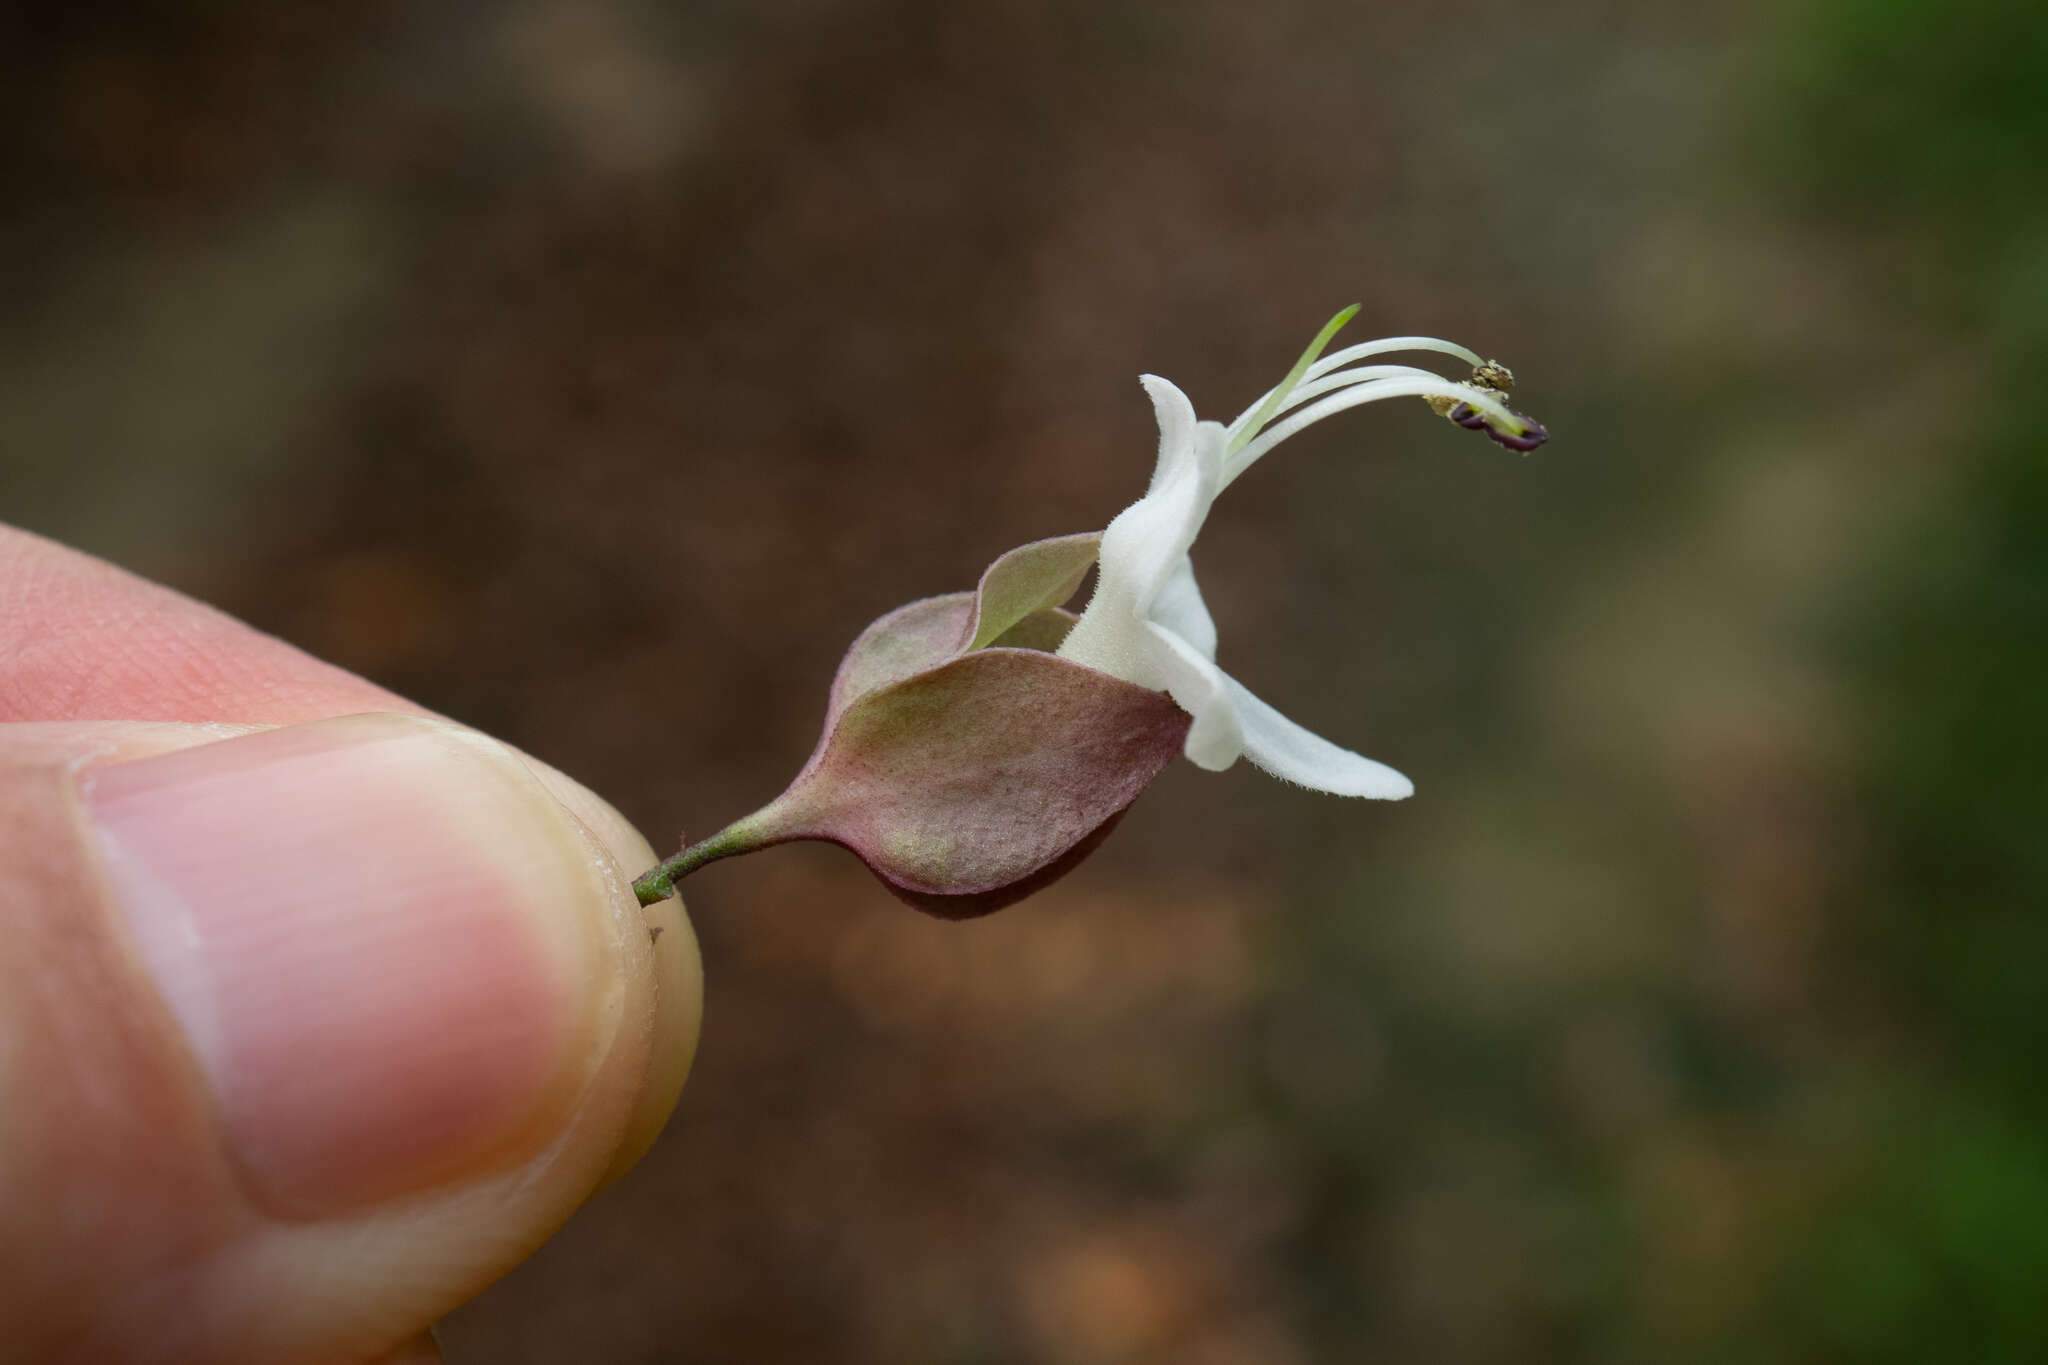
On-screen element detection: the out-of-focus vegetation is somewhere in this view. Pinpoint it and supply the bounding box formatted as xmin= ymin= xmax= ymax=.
xmin=1753 ymin=2 xmax=2048 ymax=1362
xmin=3 ymin=0 xmax=2043 ymax=1361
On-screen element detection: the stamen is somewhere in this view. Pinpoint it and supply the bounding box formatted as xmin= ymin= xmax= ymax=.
xmin=1477 ymin=411 xmax=1548 ymax=452
xmin=1228 ymin=333 xmax=1494 ymax=449
xmin=1226 ymin=375 xmax=1524 ymax=480
xmin=1225 ymin=304 xmax=1361 ymax=459
xmin=1470 ymin=360 xmax=1514 ymax=394
xmin=1272 ymin=364 xmax=1455 ymax=413
xmin=1221 ymin=319 xmax=1549 ymax=489
xmin=1305 ymin=336 xmax=1486 ymax=382
xmin=1426 ymin=361 xmax=1547 ymax=452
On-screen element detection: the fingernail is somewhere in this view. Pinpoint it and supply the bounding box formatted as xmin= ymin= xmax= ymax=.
xmin=84 ymin=714 xmax=606 ymax=1217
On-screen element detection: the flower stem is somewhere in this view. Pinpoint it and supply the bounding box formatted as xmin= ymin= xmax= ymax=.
xmin=631 ymin=822 xmax=756 ymax=905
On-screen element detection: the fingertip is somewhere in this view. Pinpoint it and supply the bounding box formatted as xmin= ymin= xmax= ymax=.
xmin=599 ymin=890 xmax=702 ymax=1187
xmin=86 ymin=715 xmax=626 ymax=1214
xmin=515 ymin=754 xmax=702 ymax=1187
xmin=6 ymin=713 xmax=703 ymax=1361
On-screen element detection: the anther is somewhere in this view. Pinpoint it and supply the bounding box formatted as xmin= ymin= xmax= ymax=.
xmin=1471 ymin=360 xmax=1514 ymax=394
xmin=1426 ymin=360 xmax=1547 ymax=452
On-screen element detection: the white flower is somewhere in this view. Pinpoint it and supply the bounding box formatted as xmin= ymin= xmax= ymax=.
xmin=1055 ymin=309 xmax=1544 ymax=798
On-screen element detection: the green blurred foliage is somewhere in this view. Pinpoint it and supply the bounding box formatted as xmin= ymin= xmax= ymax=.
xmin=1750 ymin=0 xmax=2048 ymax=1360
xmin=1776 ymin=0 xmax=2048 ymax=227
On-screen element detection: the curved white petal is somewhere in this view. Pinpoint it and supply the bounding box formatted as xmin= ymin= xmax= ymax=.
xmin=1150 ymin=556 xmax=1218 ymax=661
xmin=1140 ymin=374 xmax=1199 ymax=493
xmin=1135 ymin=621 xmax=1242 ymax=770
xmin=1110 ymin=393 xmax=1219 ymax=610
xmin=1224 ymin=675 xmax=1412 ymax=798
xmin=1059 ymin=409 xmax=1223 ymax=674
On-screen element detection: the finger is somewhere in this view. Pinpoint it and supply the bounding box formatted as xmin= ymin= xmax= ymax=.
xmin=0 ymin=523 xmax=701 ymax=1190
xmin=517 ymin=748 xmax=702 ymax=1187
xmin=0 ymin=714 xmax=702 ymax=1364
xmin=1 ymin=522 xmax=415 ymax=723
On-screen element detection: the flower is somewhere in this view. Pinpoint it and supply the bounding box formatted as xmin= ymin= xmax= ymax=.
xmin=1056 ymin=304 xmax=1545 ymax=797
xmin=632 ymin=308 xmax=1545 ymax=915
xmin=630 ymin=532 xmax=1194 ymax=917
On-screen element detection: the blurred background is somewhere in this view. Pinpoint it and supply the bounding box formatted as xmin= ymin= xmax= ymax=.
xmin=5 ymin=0 xmax=2045 ymax=1360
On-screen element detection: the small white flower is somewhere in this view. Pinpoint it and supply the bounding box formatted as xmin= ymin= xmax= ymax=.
xmin=634 ymin=309 xmax=1546 ymax=912
xmin=1056 ymin=308 xmax=1544 ymax=798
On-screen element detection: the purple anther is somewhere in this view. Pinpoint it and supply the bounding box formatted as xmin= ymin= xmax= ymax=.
xmin=1484 ymin=414 xmax=1548 ymax=452
xmin=1448 ymin=402 xmax=1489 ymax=430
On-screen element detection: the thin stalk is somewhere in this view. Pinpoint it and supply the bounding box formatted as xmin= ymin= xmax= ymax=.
xmin=632 ymin=821 xmax=760 ymax=905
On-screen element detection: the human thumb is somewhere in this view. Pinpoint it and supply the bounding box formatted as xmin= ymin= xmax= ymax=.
xmin=0 ymin=712 xmax=701 ymax=1364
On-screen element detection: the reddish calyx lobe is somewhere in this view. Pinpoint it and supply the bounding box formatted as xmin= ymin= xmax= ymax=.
xmin=641 ymin=534 xmax=1191 ymax=917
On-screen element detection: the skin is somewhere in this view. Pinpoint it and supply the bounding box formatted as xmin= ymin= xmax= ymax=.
xmin=0 ymin=523 xmax=702 ymax=1364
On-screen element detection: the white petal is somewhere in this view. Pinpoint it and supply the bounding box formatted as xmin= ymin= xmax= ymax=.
xmin=1142 ymin=622 xmax=1244 ymax=770
xmin=1150 ymin=556 xmax=1218 ymax=661
xmin=1115 ymin=386 xmax=1220 ymax=610
xmin=1059 ymin=409 xmax=1223 ymax=675
xmin=1225 ymin=675 xmax=1413 ymax=798
xmin=1140 ymin=374 xmax=1199 ymax=493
